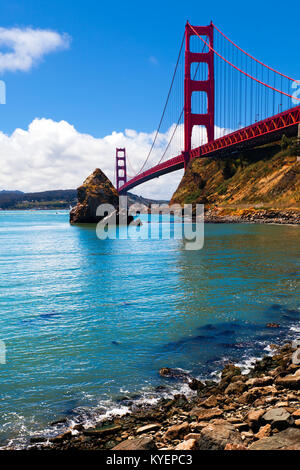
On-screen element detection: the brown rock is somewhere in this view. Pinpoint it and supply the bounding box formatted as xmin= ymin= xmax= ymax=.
xmin=292 ymin=409 xmax=300 ymax=418
xmin=295 ymin=420 xmax=300 ymax=428
xmin=276 ymin=373 xmax=300 ymax=389
xmin=255 ymin=424 xmax=272 ymax=439
xmin=225 ymin=381 xmax=247 ymax=395
xmin=245 ymin=376 xmax=273 ymax=387
xmin=189 ymin=407 xmax=223 ymax=421
xmin=164 ymin=423 xmax=190 ymax=441
xmin=175 ymin=439 xmax=198 ymax=450
xmin=83 ymin=424 xmax=122 ymax=437
xmin=198 ymin=422 xmax=243 ymax=450
xmin=247 ymin=409 xmax=265 ymax=431
xmin=201 ymin=395 xmax=218 ymax=408
xmin=262 ymin=408 xmax=294 ymax=430
xmin=112 ymin=437 xmax=157 ymax=451
xmin=224 ymin=443 xmax=247 ymax=450
xmin=136 ymin=423 xmax=161 ymax=434
xmin=239 ymin=386 xmax=276 ymax=404
xmin=70 ymin=169 xmax=119 ymax=224
xmin=184 ymin=433 xmax=202 ymax=441
xmin=249 ymin=428 xmax=300 ymax=450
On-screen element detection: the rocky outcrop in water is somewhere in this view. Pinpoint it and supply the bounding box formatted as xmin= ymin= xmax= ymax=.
xmin=70 ymin=169 xmax=119 ymax=224
xmin=70 ymin=169 xmax=136 ymax=225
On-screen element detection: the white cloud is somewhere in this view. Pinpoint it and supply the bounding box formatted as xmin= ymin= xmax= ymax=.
xmin=0 ymin=119 xmax=231 ymax=200
xmin=0 ymin=27 xmax=70 ymax=73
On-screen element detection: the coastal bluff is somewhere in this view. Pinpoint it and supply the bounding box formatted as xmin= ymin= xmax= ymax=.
xmin=70 ymin=168 xmax=120 ymax=224
xmin=171 ymin=138 xmax=300 ymax=224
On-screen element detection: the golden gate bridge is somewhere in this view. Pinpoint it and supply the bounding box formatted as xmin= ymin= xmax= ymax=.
xmin=115 ymin=22 xmax=300 ymax=194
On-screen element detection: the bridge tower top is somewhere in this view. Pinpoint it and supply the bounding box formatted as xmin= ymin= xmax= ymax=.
xmin=184 ymin=22 xmax=214 ymax=167
xmin=116 ymin=148 xmax=127 ymax=192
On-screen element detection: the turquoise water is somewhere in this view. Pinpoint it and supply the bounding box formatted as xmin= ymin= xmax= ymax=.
xmin=0 ymin=210 xmax=299 ymax=446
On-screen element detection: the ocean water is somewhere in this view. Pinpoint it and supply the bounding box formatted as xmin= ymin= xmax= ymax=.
xmin=0 ymin=210 xmax=299 ymax=447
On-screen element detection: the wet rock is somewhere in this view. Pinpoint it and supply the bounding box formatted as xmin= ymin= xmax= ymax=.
xmin=30 ymin=436 xmax=48 ymax=443
xmin=159 ymin=368 xmax=190 ymax=381
xmin=198 ymin=422 xmax=243 ymax=450
xmin=188 ymin=378 xmax=205 ymax=392
xmin=112 ymin=437 xmax=157 ymax=451
xmin=136 ymin=423 xmax=161 ymax=434
xmin=262 ymin=408 xmax=294 ymax=430
xmin=50 ymin=431 xmax=72 ymax=443
xmin=164 ymin=423 xmax=190 ymax=441
xmin=249 ymin=428 xmax=300 ymax=450
xmin=175 ymin=439 xmax=198 ymax=450
xmin=83 ymin=424 xmax=121 ymax=437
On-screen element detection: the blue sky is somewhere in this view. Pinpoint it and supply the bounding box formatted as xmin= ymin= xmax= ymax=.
xmin=0 ymin=0 xmax=299 ymax=197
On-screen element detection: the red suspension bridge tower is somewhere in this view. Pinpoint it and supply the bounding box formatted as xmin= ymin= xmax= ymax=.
xmin=184 ymin=22 xmax=215 ymax=167
xmin=116 ymin=148 xmax=127 ymax=192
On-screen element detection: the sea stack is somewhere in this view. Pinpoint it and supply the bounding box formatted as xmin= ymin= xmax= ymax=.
xmin=70 ymin=168 xmax=120 ymax=224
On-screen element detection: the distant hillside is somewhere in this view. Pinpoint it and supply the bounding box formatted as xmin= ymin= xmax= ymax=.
xmin=0 ymin=188 xmax=168 ymax=210
xmin=171 ymin=137 xmax=300 ymax=215
xmin=127 ymin=193 xmax=169 ymax=206
xmin=0 ymin=189 xmax=77 ymax=210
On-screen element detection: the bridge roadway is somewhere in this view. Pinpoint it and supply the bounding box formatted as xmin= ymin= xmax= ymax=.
xmin=119 ymin=105 xmax=300 ymax=194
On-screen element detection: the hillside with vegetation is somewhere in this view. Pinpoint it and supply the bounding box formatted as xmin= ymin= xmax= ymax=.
xmin=0 ymin=190 xmax=77 ymax=210
xmin=171 ymin=136 xmax=300 ymax=223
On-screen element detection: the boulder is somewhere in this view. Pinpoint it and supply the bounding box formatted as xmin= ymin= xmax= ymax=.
xmin=83 ymin=424 xmax=121 ymax=437
xmin=164 ymin=423 xmax=190 ymax=441
xmin=198 ymin=422 xmax=243 ymax=450
xmin=112 ymin=437 xmax=157 ymax=451
xmin=255 ymin=424 xmax=272 ymax=439
xmin=189 ymin=407 xmax=223 ymax=421
xmin=246 ymin=409 xmax=265 ymax=431
xmin=136 ymin=423 xmax=161 ymax=434
xmin=201 ymin=395 xmax=218 ymax=408
xmin=275 ymin=372 xmax=300 ymax=389
xmin=175 ymin=439 xmax=198 ymax=450
xmin=225 ymin=381 xmax=247 ymax=395
xmin=262 ymin=408 xmax=294 ymax=430
xmin=70 ymin=169 xmax=119 ymax=224
xmin=159 ymin=367 xmax=190 ymax=381
xmin=249 ymin=428 xmax=300 ymax=450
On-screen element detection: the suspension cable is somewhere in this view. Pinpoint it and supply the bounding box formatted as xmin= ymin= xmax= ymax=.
xmin=212 ymin=22 xmax=296 ymax=82
xmin=135 ymin=32 xmax=185 ymax=175
xmin=189 ymin=23 xmax=300 ymax=102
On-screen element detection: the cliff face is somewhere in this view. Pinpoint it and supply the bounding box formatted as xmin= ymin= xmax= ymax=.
xmin=70 ymin=169 xmax=119 ymax=224
xmin=171 ymin=140 xmax=300 ymax=214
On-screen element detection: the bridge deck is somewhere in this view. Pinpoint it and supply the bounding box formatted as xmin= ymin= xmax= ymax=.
xmin=119 ymin=105 xmax=300 ymax=194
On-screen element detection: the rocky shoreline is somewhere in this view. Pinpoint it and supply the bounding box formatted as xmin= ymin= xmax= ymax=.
xmin=24 ymin=342 xmax=300 ymax=451
xmin=204 ymin=208 xmax=300 ymax=225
